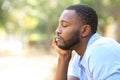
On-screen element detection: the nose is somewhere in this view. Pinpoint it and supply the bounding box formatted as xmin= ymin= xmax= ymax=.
xmin=55 ymin=26 xmax=62 ymax=34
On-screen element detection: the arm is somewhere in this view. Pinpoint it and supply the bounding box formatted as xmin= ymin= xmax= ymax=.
xmin=54 ymin=52 xmax=79 ymax=80
xmin=68 ymin=76 xmax=79 ymax=80
xmin=52 ymin=39 xmax=79 ymax=80
xmin=54 ymin=54 xmax=71 ymax=80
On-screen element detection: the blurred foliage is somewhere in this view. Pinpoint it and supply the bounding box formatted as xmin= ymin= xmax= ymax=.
xmin=0 ymin=0 xmax=120 ymax=46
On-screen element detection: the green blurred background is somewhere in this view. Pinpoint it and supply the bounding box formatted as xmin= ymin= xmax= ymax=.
xmin=0 ymin=0 xmax=120 ymax=80
xmin=0 ymin=0 xmax=120 ymax=50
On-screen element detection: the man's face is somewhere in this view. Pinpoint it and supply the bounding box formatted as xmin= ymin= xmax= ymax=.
xmin=55 ymin=10 xmax=82 ymax=50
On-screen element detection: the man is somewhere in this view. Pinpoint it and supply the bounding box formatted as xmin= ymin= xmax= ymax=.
xmin=52 ymin=4 xmax=120 ymax=80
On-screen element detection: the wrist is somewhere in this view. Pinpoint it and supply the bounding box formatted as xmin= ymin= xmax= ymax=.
xmin=58 ymin=53 xmax=72 ymax=63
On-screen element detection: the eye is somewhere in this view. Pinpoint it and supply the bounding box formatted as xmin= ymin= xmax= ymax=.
xmin=62 ymin=22 xmax=69 ymax=27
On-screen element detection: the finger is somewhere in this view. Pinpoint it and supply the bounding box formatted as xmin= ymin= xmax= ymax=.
xmin=52 ymin=38 xmax=57 ymax=48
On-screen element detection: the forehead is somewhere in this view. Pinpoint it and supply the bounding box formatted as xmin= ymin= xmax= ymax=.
xmin=59 ymin=10 xmax=80 ymax=23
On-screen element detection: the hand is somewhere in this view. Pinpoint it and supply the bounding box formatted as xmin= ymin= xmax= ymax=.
xmin=52 ymin=38 xmax=72 ymax=56
xmin=52 ymin=38 xmax=73 ymax=80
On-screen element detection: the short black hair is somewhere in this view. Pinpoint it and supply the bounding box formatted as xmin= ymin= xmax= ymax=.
xmin=65 ymin=4 xmax=98 ymax=34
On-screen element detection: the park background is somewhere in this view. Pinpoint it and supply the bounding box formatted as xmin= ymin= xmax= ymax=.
xmin=0 ymin=0 xmax=120 ymax=80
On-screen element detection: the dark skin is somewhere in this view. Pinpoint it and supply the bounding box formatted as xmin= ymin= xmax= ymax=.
xmin=52 ymin=10 xmax=92 ymax=80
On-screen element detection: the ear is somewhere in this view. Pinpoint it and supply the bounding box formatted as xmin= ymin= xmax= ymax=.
xmin=81 ymin=25 xmax=91 ymax=37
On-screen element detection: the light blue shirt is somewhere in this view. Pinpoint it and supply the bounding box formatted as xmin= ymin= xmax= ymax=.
xmin=69 ymin=33 xmax=120 ymax=80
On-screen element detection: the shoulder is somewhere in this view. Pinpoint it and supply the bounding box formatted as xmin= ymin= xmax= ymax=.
xmin=86 ymin=38 xmax=119 ymax=64
xmin=85 ymin=37 xmax=120 ymax=79
xmin=87 ymin=37 xmax=120 ymax=62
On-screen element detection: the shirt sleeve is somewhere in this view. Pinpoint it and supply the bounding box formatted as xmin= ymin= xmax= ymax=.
xmin=91 ymin=63 xmax=120 ymax=80
xmin=88 ymin=45 xmax=120 ymax=80
xmin=68 ymin=54 xmax=81 ymax=78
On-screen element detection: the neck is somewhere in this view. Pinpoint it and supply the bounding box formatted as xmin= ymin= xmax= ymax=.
xmin=73 ymin=36 xmax=91 ymax=57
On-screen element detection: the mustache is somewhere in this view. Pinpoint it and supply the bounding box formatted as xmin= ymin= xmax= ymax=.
xmin=55 ymin=35 xmax=67 ymax=44
xmin=55 ymin=35 xmax=64 ymax=40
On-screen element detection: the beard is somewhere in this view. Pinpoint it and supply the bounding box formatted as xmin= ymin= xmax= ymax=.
xmin=56 ymin=31 xmax=80 ymax=50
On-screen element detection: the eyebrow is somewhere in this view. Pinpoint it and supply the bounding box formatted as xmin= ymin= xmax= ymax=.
xmin=59 ymin=20 xmax=69 ymax=23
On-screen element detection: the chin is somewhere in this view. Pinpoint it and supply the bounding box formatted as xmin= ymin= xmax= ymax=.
xmin=58 ymin=45 xmax=71 ymax=50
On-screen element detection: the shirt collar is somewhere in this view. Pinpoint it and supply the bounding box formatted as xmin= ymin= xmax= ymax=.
xmin=80 ymin=33 xmax=101 ymax=66
xmin=87 ymin=33 xmax=101 ymax=48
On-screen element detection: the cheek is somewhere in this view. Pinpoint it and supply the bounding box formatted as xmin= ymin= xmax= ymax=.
xmin=63 ymin=28 xmax=71 ymax=35
xmin=62 ymin=28 xmax=78 ymax=40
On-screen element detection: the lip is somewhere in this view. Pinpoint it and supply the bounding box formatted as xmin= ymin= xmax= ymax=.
xmin=55 ymin=37 xmax=60 ymax=41
xmin=55 ymin=38 xmax=60 ymax=42
xmin=55 ymin=36 xmax=62 ymax=42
